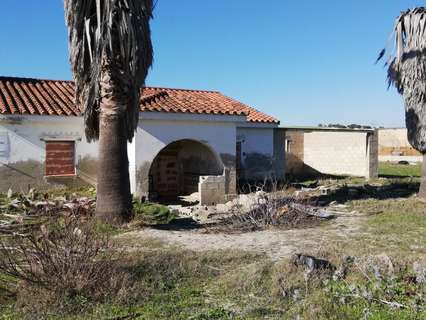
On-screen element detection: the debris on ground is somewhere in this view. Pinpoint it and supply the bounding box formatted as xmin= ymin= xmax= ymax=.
xmin=0 ymin=188 xmax=95 ymax=235
xmin=413 ymin=260 xmax=426 ymax=284
xmin=209 ymin=195 xmax=339 ymax=233
xmin=291 ymin=254 xmax=336 ymax=272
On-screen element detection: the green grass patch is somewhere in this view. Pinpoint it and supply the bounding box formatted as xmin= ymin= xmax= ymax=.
xmin=133 ymin=201 xmax=177 ymax=225
xmin=379 ymin=162 xmax=421 ymax=178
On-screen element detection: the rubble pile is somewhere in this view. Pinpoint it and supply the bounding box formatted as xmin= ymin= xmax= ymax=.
xmin=0 ymin=188 xmax=95 ymax=235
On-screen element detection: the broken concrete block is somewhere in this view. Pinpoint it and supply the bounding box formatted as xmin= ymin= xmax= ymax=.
xmin=413 ymin=261 xmax=426 ymax=284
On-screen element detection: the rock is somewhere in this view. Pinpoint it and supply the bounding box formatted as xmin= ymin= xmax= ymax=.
xmin=319 ymin=186 xmax=331 ymax=195
xmin=292 ymin=289 xmax=302 ymax=302
xmin=293 ymin=190 xmax=302 ymax=197
xmin=413 ymin=261 xmax=426 ymax=284
xmin=342 ymin=255 xmax=355 ymax=265
xmin=236 ymin=194 xmax=258 ymax=211
xmin=215 ymin=203 xmax=229 ymax=213
xmin=333 ymin=267 xmax=346 ymax=281
xmin=292 ymin=254 xmax=336 ymax=272
xmin=255 ymin=190 xmax=267 ymax=197
xmin=377 ymin=253 xmax=394 ymax=276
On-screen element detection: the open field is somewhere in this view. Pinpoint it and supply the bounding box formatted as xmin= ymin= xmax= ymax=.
xmin=379 ymin=161 xmax=422 ymax=178
xmin=0 ymin=164 xmax=425 ymax=319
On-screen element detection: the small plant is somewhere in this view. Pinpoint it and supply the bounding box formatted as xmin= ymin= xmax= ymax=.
xmin=133 ymin=200 xmax=177 ymax=225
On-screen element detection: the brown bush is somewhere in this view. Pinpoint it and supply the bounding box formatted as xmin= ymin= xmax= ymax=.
xmin=0 ymin=218 xmax=127 ymax=314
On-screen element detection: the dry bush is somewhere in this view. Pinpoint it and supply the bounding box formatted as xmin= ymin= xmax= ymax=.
xmin=221 ymin=193 xmax=322 ymax=232
xmin=0 ymin=217 xmax=127 ymax=314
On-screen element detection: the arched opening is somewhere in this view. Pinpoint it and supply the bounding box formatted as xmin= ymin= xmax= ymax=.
xmin=148 ymin=139 xmax=224 ymax=202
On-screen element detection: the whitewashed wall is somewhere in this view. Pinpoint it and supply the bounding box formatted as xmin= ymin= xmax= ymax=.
xmin=134 ymin=112 xmax=243 ymax=197
xmin=237 ymin=127 xmax=274 ymax=156
xmin=0 ymin=112 xmax=282 ymax=196
xmin=236 ymin=126 xmax=278 ymax=180
xmin=0 ymin=115 xmax=98 ymax=192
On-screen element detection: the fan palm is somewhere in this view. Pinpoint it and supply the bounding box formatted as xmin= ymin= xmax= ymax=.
xmin=379 ymin=7 xmax=426 ymax=197
xmin=64 ymin=0 xmax=153 ymax=222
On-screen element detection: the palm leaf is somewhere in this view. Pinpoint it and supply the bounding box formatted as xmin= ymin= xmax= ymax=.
xmin=379 ymin=7 xmax=426 ymax=153
xmin=64 ymin=0 xmax=154 ymax=142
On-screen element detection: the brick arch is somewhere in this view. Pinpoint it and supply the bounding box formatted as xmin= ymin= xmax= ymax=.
xmin=147 ymin=139 xmax=224 ymax=202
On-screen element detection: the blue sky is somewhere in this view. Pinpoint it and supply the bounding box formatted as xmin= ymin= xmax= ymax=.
xmin=0 ymin=1 xmax=424 ymax=127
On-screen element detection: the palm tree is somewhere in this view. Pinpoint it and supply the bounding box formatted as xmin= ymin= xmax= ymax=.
xmin=379 ymin=7 xmax=426 ymax=197
xmin=64 ymin=0 xmax=153 ymax=222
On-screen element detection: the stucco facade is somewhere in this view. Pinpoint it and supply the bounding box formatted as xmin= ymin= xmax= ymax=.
xmin=0 ymin=115 xmax=98 ymax=192
xmin=0 ymin=112 xmax=281 ymax=204
xmin=236 ymin=126 xmax=285 ymax=183
xmin=0 ymin=77 xmax=282 ymax=203
xmin=133 ymin=112 xmax=244 ymax=202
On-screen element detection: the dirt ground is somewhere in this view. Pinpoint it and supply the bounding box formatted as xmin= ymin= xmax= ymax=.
xmin=119 ymin=174 xmax=425 ymax=261
xmin=119 ymin=208 xmax=367 ymax=261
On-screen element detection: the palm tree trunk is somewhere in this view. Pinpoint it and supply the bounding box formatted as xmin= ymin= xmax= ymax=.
xmin=419 ymin=154 xmax=426 ymax=198
xmin=95 ymin=73 xmax=132 ymax=223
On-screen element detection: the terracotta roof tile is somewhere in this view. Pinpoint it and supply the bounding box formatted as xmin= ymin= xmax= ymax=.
xmin=0 ymin=76 xmax=279 ymax=124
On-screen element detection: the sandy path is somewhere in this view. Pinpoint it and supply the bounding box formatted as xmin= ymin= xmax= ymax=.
xmin=120 ymin=211 xmax=366 ymax=261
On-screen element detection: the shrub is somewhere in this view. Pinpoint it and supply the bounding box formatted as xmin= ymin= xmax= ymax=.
xmin=0 ymin=217 xmax=126 ymax=314
xmin=133 ymin=201 xmax=176 ymax=225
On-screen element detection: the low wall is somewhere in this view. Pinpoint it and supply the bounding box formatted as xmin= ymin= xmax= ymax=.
xmin=199 ymin=175 xmax=226 ymax=205
xmin=378 ymin=128 xmax=422 ymax=163
xmin=285 ymin=128 xmax=378 ymax=179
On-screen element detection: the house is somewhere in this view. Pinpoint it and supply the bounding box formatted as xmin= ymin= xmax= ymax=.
xmin=283 ymin=126 xmax=378 ymax=179
xmin=378 ymin=128 xmax=423 ymax=163
xmin=0 ymin=76 xmax=284 ymax=204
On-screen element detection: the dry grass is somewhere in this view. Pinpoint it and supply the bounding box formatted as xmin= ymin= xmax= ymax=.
xmin=1 ymin=171 xmax=426 ymax=319
xmin=0 ymin=217 xmax=129 ymax=316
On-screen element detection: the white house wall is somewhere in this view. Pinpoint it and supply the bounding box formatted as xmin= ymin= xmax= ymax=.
xmin=134 ymin=116 xmax=238 ymax=197
xmin=236 ymin=127 xmax=277 ymax=180
xmin=0 ymin=112 xmax=283 ymax=197
xmin=0 ymin=115 xmax=98 ymax=192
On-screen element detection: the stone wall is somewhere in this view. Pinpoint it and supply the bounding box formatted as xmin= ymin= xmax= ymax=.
xmin=378 ymin=128 xmax=423 ymax=162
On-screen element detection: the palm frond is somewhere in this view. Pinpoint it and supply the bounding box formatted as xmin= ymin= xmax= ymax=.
xmin=380 ymin=7 xmax=426 ymax=152
xmin=64 ymin=0 xmax=153 ymax=142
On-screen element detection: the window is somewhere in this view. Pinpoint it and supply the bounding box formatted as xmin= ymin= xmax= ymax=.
xmin=45 ymin=141 xmax=75 ymax=176
xmin=0 ymin=132 xmax=9 ymax=158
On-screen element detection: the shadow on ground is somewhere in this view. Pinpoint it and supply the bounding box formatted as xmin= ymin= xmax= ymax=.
xmin=308 ymin=181 xmax=420 ymax=206
xmin=151 ymin=217 xmax=204 ymax=231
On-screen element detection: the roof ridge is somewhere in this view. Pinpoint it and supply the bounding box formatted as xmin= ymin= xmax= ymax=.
xmin=145 ymin=86 xmax=219 ymax=94
xmin=218 ymin=92 xmax=280 ymax=123
xmin=0 ymin=76 xmax=73 ymax=83
xmin=0 ymin=76 xmax=220 ymax=94
xmin=0 ymin=75 xmax=279 ymax=124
